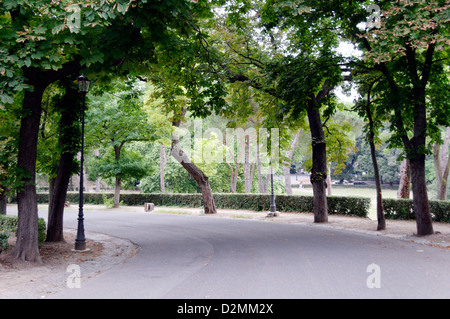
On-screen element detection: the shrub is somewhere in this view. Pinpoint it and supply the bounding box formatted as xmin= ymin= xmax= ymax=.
xmin=35 ymin=192 xmax=370 ymax=218
xmin=0 ymin=215 xmax=47 ymax=247
xmin=0 ymin=231 xmax=10 ymax=252
xmin=383 ymin=198 xmax=450 ymax=223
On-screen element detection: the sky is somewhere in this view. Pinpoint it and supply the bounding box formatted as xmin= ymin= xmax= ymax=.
xmin=334 ymin=41 xmax=362 ymax=103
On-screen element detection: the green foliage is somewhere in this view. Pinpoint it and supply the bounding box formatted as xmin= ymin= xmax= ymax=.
xmin=0 ymin=231 xmax=10 ymax=251
xmin=383 ymin=198 xmax=450 ymax=223
xmin=101 ymin=193 xmax=123 ymax=208
xmin=0 ymin=215 xmax=46 ymax=247
xmin=37 ymin=80 xmax=82 ymax=179
xmin=90 ymin=148 xmax=152 ymax=188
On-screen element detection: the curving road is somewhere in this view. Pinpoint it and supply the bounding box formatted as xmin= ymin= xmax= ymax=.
xmin=45 ymin=207 xmax=449 ymax=299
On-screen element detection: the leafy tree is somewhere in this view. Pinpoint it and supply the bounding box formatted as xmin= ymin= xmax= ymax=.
xmin=90 ymin=148 xmax=151 ymax=195
xmin=86 ymin=80 xmax=156 ymax=207
xmin=0 ymin=0 xmax=215 ymax=261
xmin=353 ymin=0 xmax=450 ymax=235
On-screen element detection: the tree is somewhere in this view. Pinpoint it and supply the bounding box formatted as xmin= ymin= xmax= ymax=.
xmin=86 ymin=80 xmax=155 ymax=207
xmin=90 ymin=148 xmax=151 ymax=202
xmin=354 ymin=0 xmax=450 ymax=235
xmin=354 ymin=75 xmax=387 ymax=231
xmin=200 ymin=1 xmax=345 ymax=222
xmin=39 ymin=79 xmax=83 ymax=242
xmin=1 ymin=0 xmax=215 ymax=260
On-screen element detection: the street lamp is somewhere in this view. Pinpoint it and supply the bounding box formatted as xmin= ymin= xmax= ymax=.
xmin=74 ymin=74 xmax=90 ymax=251
xmin=267 ymin=164 xmax=279 ymax=218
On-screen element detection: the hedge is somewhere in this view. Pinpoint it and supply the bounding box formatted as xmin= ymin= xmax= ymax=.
xmin=383 ymin=198 xmax=450 ymax=223
xmin=36 ymin=192 xmax=371 ymax=218
xmin=31 ymin=192 xmax=450 ymax=223
xmin=0 ymin=215 xmax=46 ymax=248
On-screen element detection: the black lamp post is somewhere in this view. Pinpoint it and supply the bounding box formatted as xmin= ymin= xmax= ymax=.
xmin=267 ymin=163 xmax=279 ymax=217
xmin=74 ymin=74 xmax=90 ymax=251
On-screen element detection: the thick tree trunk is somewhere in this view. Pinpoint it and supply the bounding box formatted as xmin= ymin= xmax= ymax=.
xmin=46 ymin=81 xmax=81 ymax=242
xmin=397 ymin=159 xmax=411 ymax=199
xmin=46 ymin=155 xmax=73 ymax=242
xmin=307 ymin=101 xmax=328 ymax=223
xmin=409 ymin=95 xmax=434 ymax=236
xmin=410 ymin=157 xmax=434 ymax=236
xmin=13 ymin=87 xmax=45 ymax=263
xmin=46 ymin=153 xmax=74 ymax=241
xmin=13 ymin=60 xmax=82 ymax=262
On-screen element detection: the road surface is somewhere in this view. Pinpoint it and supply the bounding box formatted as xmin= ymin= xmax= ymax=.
xmin=45 ymin=207 xmax=449 ymax=299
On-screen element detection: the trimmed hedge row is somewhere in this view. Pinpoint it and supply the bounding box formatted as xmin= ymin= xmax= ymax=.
xmin=37 ymin=192 xmax=371 ymax=218
xmin=33 ymin=192 xmax=450 ymax=223
xmin=383 ymin=198 xmax=450 ymax=223
xmin=0 ymin=215 xmax=47 ymax=248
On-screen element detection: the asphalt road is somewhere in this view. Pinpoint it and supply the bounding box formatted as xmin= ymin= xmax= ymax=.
xmin=44 ymin=207 xmax=449 ymax=299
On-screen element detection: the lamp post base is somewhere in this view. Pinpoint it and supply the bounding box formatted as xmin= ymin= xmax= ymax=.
xmin=74 ymin=240 xmax=87 ymax=251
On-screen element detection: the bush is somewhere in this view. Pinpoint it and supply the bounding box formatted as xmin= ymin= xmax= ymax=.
xmin=383 ymin=198 xmax=450 ymax=223
xmin=36 ymin=192 xmax=370 ymax=218
xmin=0 ymin=231 xmax=10 ymax=252
xmin=0 ymin=215 xmax=47 ymax=247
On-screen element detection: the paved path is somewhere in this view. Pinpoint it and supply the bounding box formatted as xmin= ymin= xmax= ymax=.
xmin=48 ymin=207 xmax=450 ymax=299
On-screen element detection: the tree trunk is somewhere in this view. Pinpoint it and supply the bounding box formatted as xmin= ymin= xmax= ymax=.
xmin=326 ymin=165 xmax=332 ymax=196
xmin=363 ymin=94 xmax=386 ymax=230
xmin=307 ymin=100 xmax=328 ymax=223
xmin=410 ymin=156 xmax=434 ymax=236
xmin=408 ymin=90 xmax=434 ymax=236
xmin=397 ymin=159 xmax=411 ymax=199
xmin=244 ymin=136 xmax=253 ymax=193
xmin=13 ymin=86 xmax=45 ymax=263
xmin=113 ymin=145 xmax=122 ymax=208
xmin=46 ymin=81 xmax=82 ymax=242
xmin=368 ymin=132 xmax=385 ymax=231
xmin=46 ymin=152 xmax=74 ymax=241
xmin=171 ymin=109 xmax=216 ymax=214
xmin=283 ymin=166 xmax=292 ymax=195
xmin=114 ymin=175 xmax=121 ymax=208
xmin=172 ymin=146 xmax=216 ymax=214
xmin=48 ymin=176 xmax=56 ymax=217
xmin=433 ymin=127 xmax=450 ymax=201
xmin=160 ymin=144 xmax=169 ymax=194
xmin=283 ymin=130 xmax=300 ymax=195
xmin=12 ymin=59 xmax=82 ymax=262
xmin=0 ymin=190 xmax=6 ymax=215
xmin=256 ymin=140 xmax=266 ymax=193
